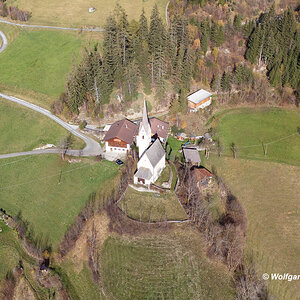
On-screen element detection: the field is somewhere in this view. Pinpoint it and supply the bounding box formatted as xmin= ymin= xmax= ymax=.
xmin=215 ymin=107 xmax=300 ymax=165
xmin=118 ymin=187 xmax=187 ymax=222
xmin=0 ymin=155 xmax=119 ymax=249
xmin=101 ymin=231 xmax=236 ymax=299
xmin=205 ymin=155 xmax=300 ymax=300
xmin=0 ymin=98 xmax=85 ymax=154
xmin=0 ymin=26 xmax=86 ymax=107
xmin=5 ymin=0 xmax=168 ymax=27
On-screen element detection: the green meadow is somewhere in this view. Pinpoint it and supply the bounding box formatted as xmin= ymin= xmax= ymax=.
xmin=101 ymin=233 xmax=235 ymax=300
xmin=0 ymin=99 xmax=84 ymax=154
xmin=0 ymin=155 xmax=119 ymax=249
xmin=0 ymin=27 xmax=84 ymax=107
xmin=5 ymin=0 xmax=168 ymax=27
xmin=215 ymin=107 xmax=300 ymax=165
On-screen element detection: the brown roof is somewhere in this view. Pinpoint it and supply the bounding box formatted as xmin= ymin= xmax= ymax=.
xmin=103 ymin=119 xmax=137 ymax=144
xmin=149 ymin=117 xmax=169 ymax=141
xmin=193 ymin=168 xmax=213 ymax=182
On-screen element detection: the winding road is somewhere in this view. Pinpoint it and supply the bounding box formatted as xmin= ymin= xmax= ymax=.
xmin=0 ymin=28 xmax=102 ymax=159
xmin=0 ymin=19 xmax=104 ymax=32
xmin=0 ymin=93 xmax=103 ymax=159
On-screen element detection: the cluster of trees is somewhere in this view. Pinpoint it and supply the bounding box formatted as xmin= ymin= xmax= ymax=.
xmin=246 ymin=6 xmax=299 ymax=89
xmin=0 ymin=0 xmax=31 ymax=21
xmin=177 ymin=163 xmax=271 ymax=298
xmin=210 ymin=63 xmax=254 ymax=92
xmin=56 ymin=5 xmax=194 ymax=116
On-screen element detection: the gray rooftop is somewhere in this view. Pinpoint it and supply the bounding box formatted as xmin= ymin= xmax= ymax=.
xmin=143 ymin=138 xmax=165 ymax=167
xmin=134 ymin=167 xmax=152 ymax=180
xmin=183 ymin=147 xmax=201 ymax=164
xmin=187 ymin=89 xmax=212 ymax=104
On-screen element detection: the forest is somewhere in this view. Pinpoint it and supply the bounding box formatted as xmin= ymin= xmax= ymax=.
xmin=52 ymin=2 xmax=300 ymax=118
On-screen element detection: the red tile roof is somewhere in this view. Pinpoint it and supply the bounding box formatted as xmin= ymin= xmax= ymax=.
xmin=193 ymin=168 xmax=213 ymax=181
xmin=104 ymin=119 xmax=137 ymax=144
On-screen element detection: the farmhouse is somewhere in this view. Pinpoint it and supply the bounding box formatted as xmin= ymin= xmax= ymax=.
xmin=187 ymin=89 xmax=212 ymax=112
xmin=103 ymin=119 xmax=137 ymax=154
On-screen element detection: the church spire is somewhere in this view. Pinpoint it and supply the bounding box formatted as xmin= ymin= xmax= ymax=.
xmin=141 ymin=100 xmax=151 ymax=135
xmin=136 ymin=100 xmax=152 ymax=157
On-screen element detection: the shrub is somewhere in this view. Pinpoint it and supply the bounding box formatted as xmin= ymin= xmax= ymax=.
xmin=79 ymin=120 xmax=87 ymax=130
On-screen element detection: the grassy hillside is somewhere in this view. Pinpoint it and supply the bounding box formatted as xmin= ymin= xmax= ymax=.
xmin=5 ymin=0 xmax=168 ymax=27
xmin=101 ymin=231 xmax=235 ymax=299
xmin=0 ymin=27 xmax=84 ymax=107
xmin=0 ymin=99 xmax=85 ymax=154
xmin=215 ymin=107 xmax=300 ymax=166
xmin=0 ymin=155 xmax=119 ymax=249
xmin=205 ymin=156 xmax=300 ymax=300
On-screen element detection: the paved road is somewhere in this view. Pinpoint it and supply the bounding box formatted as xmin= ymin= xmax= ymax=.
xmin=0 ymin=19 xmax=104 ymax=32
xmin=0 ymin=93 xmax=103 ymax=158
xmin=0 ymin=30 xmax=7 ymax=53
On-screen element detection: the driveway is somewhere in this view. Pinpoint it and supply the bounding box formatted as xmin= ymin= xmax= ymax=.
xmin=0 ymin=93 xmax=103 ymax=158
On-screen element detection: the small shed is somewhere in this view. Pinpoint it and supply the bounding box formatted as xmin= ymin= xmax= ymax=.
xmin=183 ymin=147 xmax=201 ymax=166
xmin=190 ymin=134 xmax=196 ymax=141
xmin=187 ymin=89 xmax=213 ymax=112
xmin=176 ymin=132 xmax=187 ymax=141
xmin=204 ymin=132 xmax=212 ymax=141
xmin=193 ymin=167 xmax=214 ymax=189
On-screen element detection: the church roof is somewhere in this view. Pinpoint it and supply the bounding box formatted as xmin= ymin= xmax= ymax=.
xmin=134 ymin=167 xmax=152 ymax=180
xmin=143 ymin=138 xmax=165 ymax=168
xmin=103 ymin=118 xmax=137 ymax=144
xmin=140 ymin=100 xmax=151 ymax=135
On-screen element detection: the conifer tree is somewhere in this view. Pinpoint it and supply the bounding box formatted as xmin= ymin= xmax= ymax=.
xmin=220 ymin=71 xmax=231 ymax=91
xmin=210 ymin=73 xmax=220 ymax=91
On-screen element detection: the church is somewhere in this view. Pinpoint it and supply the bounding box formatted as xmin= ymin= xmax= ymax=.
xmin=134 ymin=101 xmax=166 ymax=187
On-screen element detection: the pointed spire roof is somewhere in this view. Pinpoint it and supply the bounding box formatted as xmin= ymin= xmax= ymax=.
xmin=140 ymin=100 xmax=151 ymax=135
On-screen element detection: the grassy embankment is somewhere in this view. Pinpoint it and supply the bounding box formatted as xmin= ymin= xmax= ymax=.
xmin=118 ymin=187 xmax=187 ymax=222
xmin=0 ymin=155 xmax=119 ymax=249
xmin=0 ymin=99 xmax=85 ymax=154
xmin=204 ymin=107 xmax=300 ymax=300
xmin=5 ymin=0 xmax=168 ymax=27
xmin=101 ymin=230 xmax=236 ymax=299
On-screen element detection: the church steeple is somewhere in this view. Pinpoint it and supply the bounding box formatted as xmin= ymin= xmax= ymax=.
xmin=141 ymin=100 xmax=151 ymax=136
xmin=136 ymin=100 xmax=152 ymax=157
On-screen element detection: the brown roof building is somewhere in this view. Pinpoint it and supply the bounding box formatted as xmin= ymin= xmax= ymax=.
xmin=193 ymin=167 xmax=214 ymax=188
xmin=149 ymin=117 xmax=169 ymax=142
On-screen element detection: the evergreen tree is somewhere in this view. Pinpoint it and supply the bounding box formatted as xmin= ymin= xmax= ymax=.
xmin=233 ymin=14 xmax=242 ymax=31
xmin=210 ymin=73 xmax=220 ymax=91
xmin=220 ymin=71 xmax=231 ymax=91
